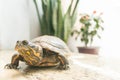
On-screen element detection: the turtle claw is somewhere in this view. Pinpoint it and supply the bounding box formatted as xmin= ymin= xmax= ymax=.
xmin=58 ymin=64 xmax=69 ymax=70
xmin=4 ymin=64 xmax=17 ymax=69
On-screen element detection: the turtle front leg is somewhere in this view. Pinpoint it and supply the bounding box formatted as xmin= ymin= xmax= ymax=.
xmin=4 ymin=54 xmax=24 ymax=69
xmin=57 ymin=55 xmax=69 ymax=70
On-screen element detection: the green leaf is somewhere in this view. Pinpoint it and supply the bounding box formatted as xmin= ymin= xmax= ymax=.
xmin=90 ymin=30 xmax=97 ymax=36
xmin=81 ymin=28 xmax=85 ymax=32
xmin=97 ymin=35 xmax=101 ymax=39
xmin=71 ymin=0 xmax=79 ymax=26
xmin=63 ymin=0 xmax=75 ymax=42
xmin=71 ymin=30 xmax=80 ymax=36
xmin=85 ymin=38 xmax=89 ymax=47
xmin=81 ymin=38 xmax=84 ymax=42
xmin=57 ymin=0 xmax=63 ymax=39
xmin=52 ymin=1 xmax=58 ymax=36
xmin=94 ymin=18 xmax=98 ymax=23
xmin=101 ymin=27 xmax=104 ymax=31
xmin=95 ymin=23 xmax=100 ymax=29
xmin=64 ymin=12 xmax=71 ymax=42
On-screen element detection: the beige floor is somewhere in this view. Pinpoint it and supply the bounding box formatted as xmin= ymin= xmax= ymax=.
xmin=0 ymin=50 xmax=120 ymax=80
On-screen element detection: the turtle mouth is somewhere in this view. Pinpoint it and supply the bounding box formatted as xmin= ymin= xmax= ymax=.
xmin=15 ymin=47 xmax=18 ymax=51
xmin=15 ymin=43 xmax=22 ymax=51
xmin=15 ymin=45 xmax=19 ymax=51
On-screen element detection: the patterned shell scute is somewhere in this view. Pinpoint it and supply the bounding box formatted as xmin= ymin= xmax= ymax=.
xmin=31 ymin=35 xmax=70 ymax=57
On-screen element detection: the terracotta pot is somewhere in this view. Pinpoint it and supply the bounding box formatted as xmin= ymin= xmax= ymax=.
xmin=77 ymin=46 xmax=99 ymax=55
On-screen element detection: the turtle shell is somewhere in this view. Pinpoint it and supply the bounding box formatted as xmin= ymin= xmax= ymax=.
xmin=31 ymin=35 xmax=71 ymax=57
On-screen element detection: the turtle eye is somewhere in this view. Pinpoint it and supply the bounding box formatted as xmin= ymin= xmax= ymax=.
xmin=22 ymin=40 xmax=28 ymax=45
xmin=16 ymin=41 xmax=21 ymax=45
xmin=16 ymin=41 xmax=20 ymax=43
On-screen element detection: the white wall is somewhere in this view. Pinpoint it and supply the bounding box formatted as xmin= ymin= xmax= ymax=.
xmin=0 ymin=0 xmax=40 ymax=49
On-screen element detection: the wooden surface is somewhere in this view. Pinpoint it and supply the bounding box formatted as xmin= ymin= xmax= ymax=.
xmin=0 ymin=51 xmax=120 ymax=80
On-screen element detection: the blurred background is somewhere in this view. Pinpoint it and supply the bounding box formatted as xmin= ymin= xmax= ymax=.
xmin=0 ymin=0 xmax=120 ymax=58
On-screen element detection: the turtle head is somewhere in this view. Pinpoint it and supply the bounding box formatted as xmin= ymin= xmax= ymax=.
xmin=15 ymin=40 xmax=43 ymax=59
xmin=15 ymin=40 xmax=29 ymax=51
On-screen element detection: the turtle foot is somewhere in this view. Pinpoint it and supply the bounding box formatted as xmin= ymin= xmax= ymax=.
xmin=4 ymin=64 xmax=17 ymax=69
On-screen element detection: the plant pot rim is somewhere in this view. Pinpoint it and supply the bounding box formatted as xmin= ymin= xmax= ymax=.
xmin=77 ymin=46 xmax=100 ymax=49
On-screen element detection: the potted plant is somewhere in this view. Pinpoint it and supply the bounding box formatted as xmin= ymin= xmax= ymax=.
xmin=72 ymin=11 xmax=104 ymax=54
xmin=33 ymin=0 xmax=79 ymax=42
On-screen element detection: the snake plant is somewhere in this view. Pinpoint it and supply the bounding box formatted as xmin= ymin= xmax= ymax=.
xmin=33 ymin=0 xmax=79 ymax=42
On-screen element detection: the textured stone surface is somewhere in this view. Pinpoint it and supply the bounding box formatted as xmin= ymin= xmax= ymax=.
xmin=0 ymin=51 xmax=120 ymax=80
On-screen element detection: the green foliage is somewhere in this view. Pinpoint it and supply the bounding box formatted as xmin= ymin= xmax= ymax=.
xmin=33 ymin=0 xmax=79 ymax=42
xmin=72 ymin=11 xmax=104 ymax=47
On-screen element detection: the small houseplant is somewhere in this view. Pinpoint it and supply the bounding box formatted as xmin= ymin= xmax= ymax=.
xmin=72 ymin=11 xmax=104 ymax=54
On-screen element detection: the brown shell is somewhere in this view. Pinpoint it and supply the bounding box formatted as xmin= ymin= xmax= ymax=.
xmin=31 ymin=35 xmax=70 ymax=57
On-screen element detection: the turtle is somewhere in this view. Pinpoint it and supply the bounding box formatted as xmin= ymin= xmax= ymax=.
xmin=5 ymin=35 xmax=71 ymax=70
